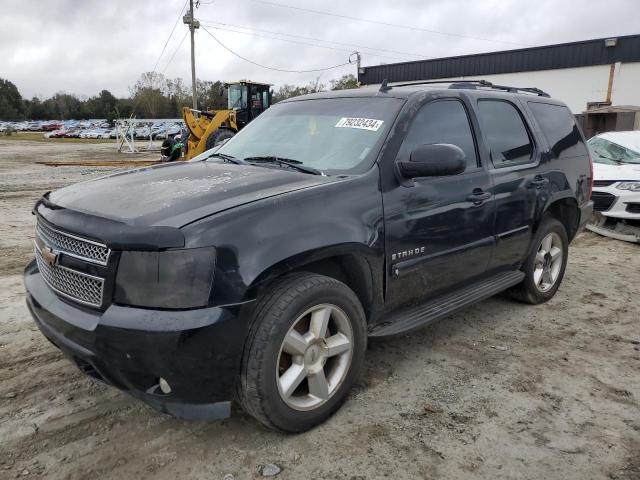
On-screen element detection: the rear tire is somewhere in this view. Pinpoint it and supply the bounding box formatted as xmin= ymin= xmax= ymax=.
xmin=237 ymin=273 xmax=366 ymax=432
xmin=509 ymin=216 xmax=568 ymax=304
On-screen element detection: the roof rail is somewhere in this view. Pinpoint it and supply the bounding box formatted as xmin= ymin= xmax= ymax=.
xmin=384 ymin=79 xmax=550 ymax=97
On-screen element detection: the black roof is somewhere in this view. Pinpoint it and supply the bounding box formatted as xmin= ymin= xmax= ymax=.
xmin=280 ymin=81 xmax=565 ymax=104
xmin=358 ymin=34 xmax=640 ymax=85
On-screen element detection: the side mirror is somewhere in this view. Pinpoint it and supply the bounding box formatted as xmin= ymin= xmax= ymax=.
xmin=398 ymin=143 xmax=466 ymax=178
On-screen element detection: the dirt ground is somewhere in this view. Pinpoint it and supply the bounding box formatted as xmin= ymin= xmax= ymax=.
xmin=1 ymin=139 xmax=639 ymax=480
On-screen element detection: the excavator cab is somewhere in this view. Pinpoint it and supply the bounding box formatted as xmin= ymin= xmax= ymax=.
xmin=227 ymin=81 xmax=272 ymax=128
xmin=180 ymin=80 xmax=272 ymax=160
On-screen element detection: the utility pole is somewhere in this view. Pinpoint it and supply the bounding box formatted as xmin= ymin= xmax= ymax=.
xmin=352 ymin=51 xmax=363 ymax=86
xmin=183 ymin=0 xmax=200 ymax=110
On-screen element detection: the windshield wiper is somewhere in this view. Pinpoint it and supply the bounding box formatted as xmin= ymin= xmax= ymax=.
xmin=244 ymin=156 xmax=323 ymax=175
xmin=207 ymin=152 xmax=247 ymax=165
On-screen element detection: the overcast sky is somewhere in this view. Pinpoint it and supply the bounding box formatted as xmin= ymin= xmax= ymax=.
xmin=2 ymin=0 xmax=638 ymax=99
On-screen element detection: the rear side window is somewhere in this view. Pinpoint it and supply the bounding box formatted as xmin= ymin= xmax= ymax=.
xmin=528 ymin=102 xmax=589 ymax=159
xmin=477 ymin=100 xmax=533 ymax=168
xmin=399 ymin=99 xmax=478 ymax=169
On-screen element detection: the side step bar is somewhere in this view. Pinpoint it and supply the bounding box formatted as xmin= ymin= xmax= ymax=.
xmin=369 ymin=270 xmax=525 ymax=338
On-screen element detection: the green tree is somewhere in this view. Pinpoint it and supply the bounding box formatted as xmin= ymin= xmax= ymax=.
xmin=330 ymin=74 xmax=358 ymax=90
xmin=48 ymin=93 xmax=85 ymax=119
xmin=115 ymin=98 xmax=134 ymax=119
xmin=197 ymin=79 xmax=227 ymax=111
xmin=2 ymin=74 xmax=362 ymax=121
xmin=130 ymin=72 xmax=168 ymax=118
xmin=0 ymin=78 xmax=25 ymax=120
xmin=272 ymin=78 xmax=326 ymax=103
xmin=23 ymin=97 xmax=46 ymax=120
xmin=86 ymin=90 xmax=118 ymax=121
xmin=165 ymin=77 xmax=190 ymax=117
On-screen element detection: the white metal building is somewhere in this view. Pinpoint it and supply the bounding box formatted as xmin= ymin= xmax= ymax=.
xmin=358 ymin=35 xmax=640 ymax=120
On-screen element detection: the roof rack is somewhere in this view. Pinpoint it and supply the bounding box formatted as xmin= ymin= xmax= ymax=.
xmin=380 ymin=79 xmax=550 ymax=97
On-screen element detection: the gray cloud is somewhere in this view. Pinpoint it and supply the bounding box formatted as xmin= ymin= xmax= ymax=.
xmin=1 ymin=0 xmax=637 ymax=98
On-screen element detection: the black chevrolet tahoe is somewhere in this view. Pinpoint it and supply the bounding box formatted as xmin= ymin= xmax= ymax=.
xmin=25 ymin=81 xmax=594 ymax=432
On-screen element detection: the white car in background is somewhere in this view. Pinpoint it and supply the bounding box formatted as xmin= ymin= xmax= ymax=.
xmin=587 ymin=131 xmax=640 ymax=242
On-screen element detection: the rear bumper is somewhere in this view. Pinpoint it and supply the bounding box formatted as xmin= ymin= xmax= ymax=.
xmin=24 ymin=260 xmax=251 ymax=420
xmin=578 ymin=200 xmax=594 ymax=231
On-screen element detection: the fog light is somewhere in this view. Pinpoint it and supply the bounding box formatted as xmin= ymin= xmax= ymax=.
xmin=159 ymin=377 xmax=172 ymax=394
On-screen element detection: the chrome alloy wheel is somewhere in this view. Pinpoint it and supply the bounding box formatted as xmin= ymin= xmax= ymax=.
xmin=276 ymin=304 xmax=354 ymax=411
xmin=533 ymin=232 xmax=563 ymax=292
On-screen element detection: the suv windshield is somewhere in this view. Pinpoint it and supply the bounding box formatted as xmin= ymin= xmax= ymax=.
xmin=588 ymin=136 xmax=640 ymax=165
xmin=213 ymin=97 xmax=403 ymax=175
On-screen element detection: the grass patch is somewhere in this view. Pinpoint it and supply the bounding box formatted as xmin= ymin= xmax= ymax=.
xmin=1 ymin=132 xmax=114 ymax=143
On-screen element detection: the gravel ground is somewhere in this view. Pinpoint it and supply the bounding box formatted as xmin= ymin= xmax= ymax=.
xmin=1 ymin=139 xmax=639 ymax=480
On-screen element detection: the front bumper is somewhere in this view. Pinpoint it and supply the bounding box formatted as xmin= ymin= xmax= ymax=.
xmin=24 ymin=260 xmax=251 ymax=420
xmin=591 ymin=186 xmax=640 ymax=220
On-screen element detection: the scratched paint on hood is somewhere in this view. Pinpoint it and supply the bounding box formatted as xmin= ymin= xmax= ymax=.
xmin=48 ymin=161 xmax=335 ymax=227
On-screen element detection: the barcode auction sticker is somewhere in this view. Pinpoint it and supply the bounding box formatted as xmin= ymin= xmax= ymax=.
xmin=335 ymin=117 xmax=384 ymax=131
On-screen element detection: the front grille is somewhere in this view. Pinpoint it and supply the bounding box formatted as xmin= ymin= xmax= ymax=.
xmin=591 ymin=191 xmax=616 ymax=212
xmin=593 ymin=180 xmax=616 ymax=187
xmin=626 ymin=203 xmax=640 ymax=214
xmin=35 ymin=245 xmax=105 ymax=308
xmin=36 ymin=218 xmax=110 ymax=265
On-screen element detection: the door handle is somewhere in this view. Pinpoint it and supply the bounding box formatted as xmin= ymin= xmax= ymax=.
xmin=531 ymin=175 xmax=549 ymax=189
xmin=467 ymin=189 xmax=491 ymax=205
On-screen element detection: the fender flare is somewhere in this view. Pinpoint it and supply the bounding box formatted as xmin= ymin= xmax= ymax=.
xmin=243 ymin=243 xmax=383 ymax=321
xmin=539 ymin=192 xmax=580 ymax=240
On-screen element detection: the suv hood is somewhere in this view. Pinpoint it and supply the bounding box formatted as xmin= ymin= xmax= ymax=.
xmin=48 ymin=161 xmax=337 ymax=227
xmin=593 ymin=162 xmax=640 ymax=181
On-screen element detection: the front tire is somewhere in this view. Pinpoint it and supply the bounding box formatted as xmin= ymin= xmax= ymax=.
xmin=238 ymin=273 xmax=367 ymax=432
xmin=509 ymin=216 xmax=568 ymax=304
xmin=205 ymin=128 xmax=235 ymax=151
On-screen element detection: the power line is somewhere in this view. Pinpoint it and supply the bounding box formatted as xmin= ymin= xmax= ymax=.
xmin=199 ymin=19 xmax=426 ymax=60
xmin=151 ymin=0 xmax=189 ymax=73
xmin=162 ymin=30 xmax=189 ymax=73
xmin=200 ymin=25 xmax=353 ymax=73
xmin=253 ymin=0 xmax=531 ymax=47
xmin=200 ymin=22 xmax=411 ymax=62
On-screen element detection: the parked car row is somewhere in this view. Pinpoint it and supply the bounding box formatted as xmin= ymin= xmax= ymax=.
xmin=44 ymin=127 xmax=111 ymax=139
xmin=130 ymin=123 xmax=184 ymax=140
xmin=1 ymin=119 xmax=186 ymax=141
xmin=0 ymin=119 xmax=110 ymax=132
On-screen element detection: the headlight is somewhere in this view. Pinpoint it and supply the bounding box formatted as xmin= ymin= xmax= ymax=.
xmin=114 ymin=247 xmax=216 ymax=309
xmin=616 ymin=182 xmax=640 ymax=192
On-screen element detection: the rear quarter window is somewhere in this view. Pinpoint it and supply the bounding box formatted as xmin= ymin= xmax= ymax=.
xmin=528 ymin=102 xmax=589 ymax=160
xmin=477 ymin=100 xmax=534 ymax=168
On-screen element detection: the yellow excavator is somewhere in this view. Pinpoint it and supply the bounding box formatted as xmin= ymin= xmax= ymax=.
xmin=180 ymin=80 xmax=272 ymax=160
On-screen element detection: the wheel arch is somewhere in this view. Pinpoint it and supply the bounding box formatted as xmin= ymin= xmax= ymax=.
xmin=244 ymin=245 xmax=382 ymax=323
xmin=542 ymin=195 xmax=580 ymax=242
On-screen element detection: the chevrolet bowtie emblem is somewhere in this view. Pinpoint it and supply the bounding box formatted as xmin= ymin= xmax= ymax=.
xmin=41 ymin=246 xmax=58 ymax=267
